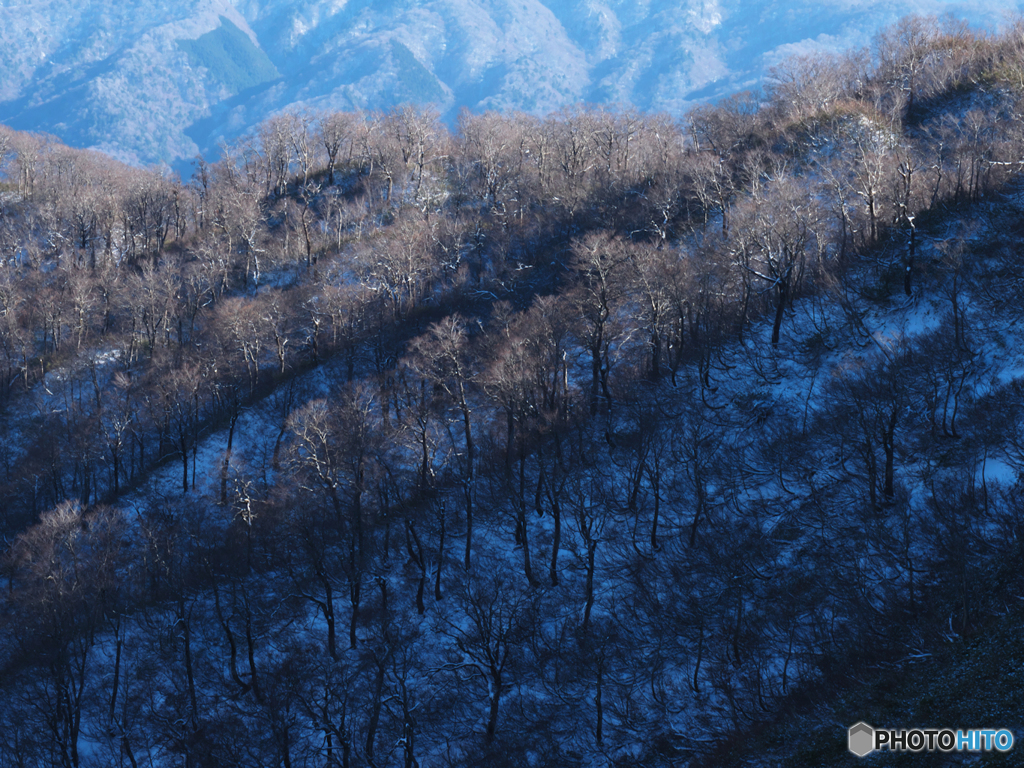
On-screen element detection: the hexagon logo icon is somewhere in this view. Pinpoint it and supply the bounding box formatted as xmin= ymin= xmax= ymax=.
xmin=848 ymin=722 xmax=875 ymax=757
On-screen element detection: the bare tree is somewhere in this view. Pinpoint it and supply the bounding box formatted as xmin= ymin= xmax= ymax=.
xmin=316 ymin=111 xmax=360 ymax=187
xmin=406 ymin=316 xmax=478 ymax=570
xmin=443 ymin=570 xmax=537 ymax=744
xmin=739 ymin=168 xmax=825 ymax=346
xmin=569 ymin=231 xmax=630 ymax=414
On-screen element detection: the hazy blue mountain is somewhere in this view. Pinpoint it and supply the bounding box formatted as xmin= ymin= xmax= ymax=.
xmin=1 ymin=0 xmax=1020 ymax=170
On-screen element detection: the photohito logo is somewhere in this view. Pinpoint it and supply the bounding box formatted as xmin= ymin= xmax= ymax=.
xmin=848 ymin=722 xmax=1014 ymax=756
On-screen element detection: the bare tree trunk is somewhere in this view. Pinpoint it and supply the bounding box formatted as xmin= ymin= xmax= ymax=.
xmin=365 ymin=655 xmax=386 ymax=763
xmin=213 ymin=585 xmax=249 ymax=695
xmin=904 ymin=225 xmax=916 ymax=296
xmin=179 ymin=597 xmax=200 ymax=728
xmin=406 ymin=520 xmax=427 ymax=614
xmin=650 ymin=453 xmax=661 ymax=551
xmin=485 ymin=672 xmax=502 ymax=744
xmin=243 ymin=592 xmax=263 ymax=704
xmin=348 ymin=577 xmax=361 ymax=649
xmin=691 ymin=615 xmax=704 ymax=693
xmin=463 ymin=478 xmax=473 ymax=571
xmin=883 ymin=404 xmax=898 ymax=500
xmin=771 ymin=278 xmax=788 ymax=347
xmin=549 ymin=484 xmax=562 ymax=587
xmin=434 ymin=507 xmax=445 ymax=601
xmin=517 ymin=451 xmax=537 ymax=586
xmin=582 ymin=539 xmax=597 ymax=634
xmin=460 ymin=398 xmax=475 ymax=571
xmin=317 ymin=565 xmax=338 ymax=660
xmin=221 ymin=408 xmax=239 ymax=505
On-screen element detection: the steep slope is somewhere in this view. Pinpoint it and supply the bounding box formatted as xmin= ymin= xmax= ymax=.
xmin=4 ymin=18 xmax=1024 ymax=765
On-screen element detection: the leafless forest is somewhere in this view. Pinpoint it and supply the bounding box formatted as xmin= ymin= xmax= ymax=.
xmin=3 ymin=15 xmax=1024 ymax=768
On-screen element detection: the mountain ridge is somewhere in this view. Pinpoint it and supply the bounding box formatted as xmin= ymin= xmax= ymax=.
xmin=0 ymin=0 xmax=1021 ymax=170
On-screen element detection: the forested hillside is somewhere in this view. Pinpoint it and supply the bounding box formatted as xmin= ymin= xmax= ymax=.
xmin=3 ymin=15 xmax=1024 ymax=767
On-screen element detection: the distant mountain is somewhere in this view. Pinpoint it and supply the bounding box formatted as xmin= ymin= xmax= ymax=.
xmin=1 ymin=0 xmax=1020 ymax=171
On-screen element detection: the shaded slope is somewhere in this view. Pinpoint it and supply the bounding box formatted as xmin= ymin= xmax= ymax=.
xmin=177 ymin=16 xmax=280 ymax=94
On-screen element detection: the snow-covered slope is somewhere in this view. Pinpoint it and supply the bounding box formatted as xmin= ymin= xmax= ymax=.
xmin=0 ymin=0 xmax=270 ymax=166
xmin=0 ymin=0 xmax=1021 ymax=169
